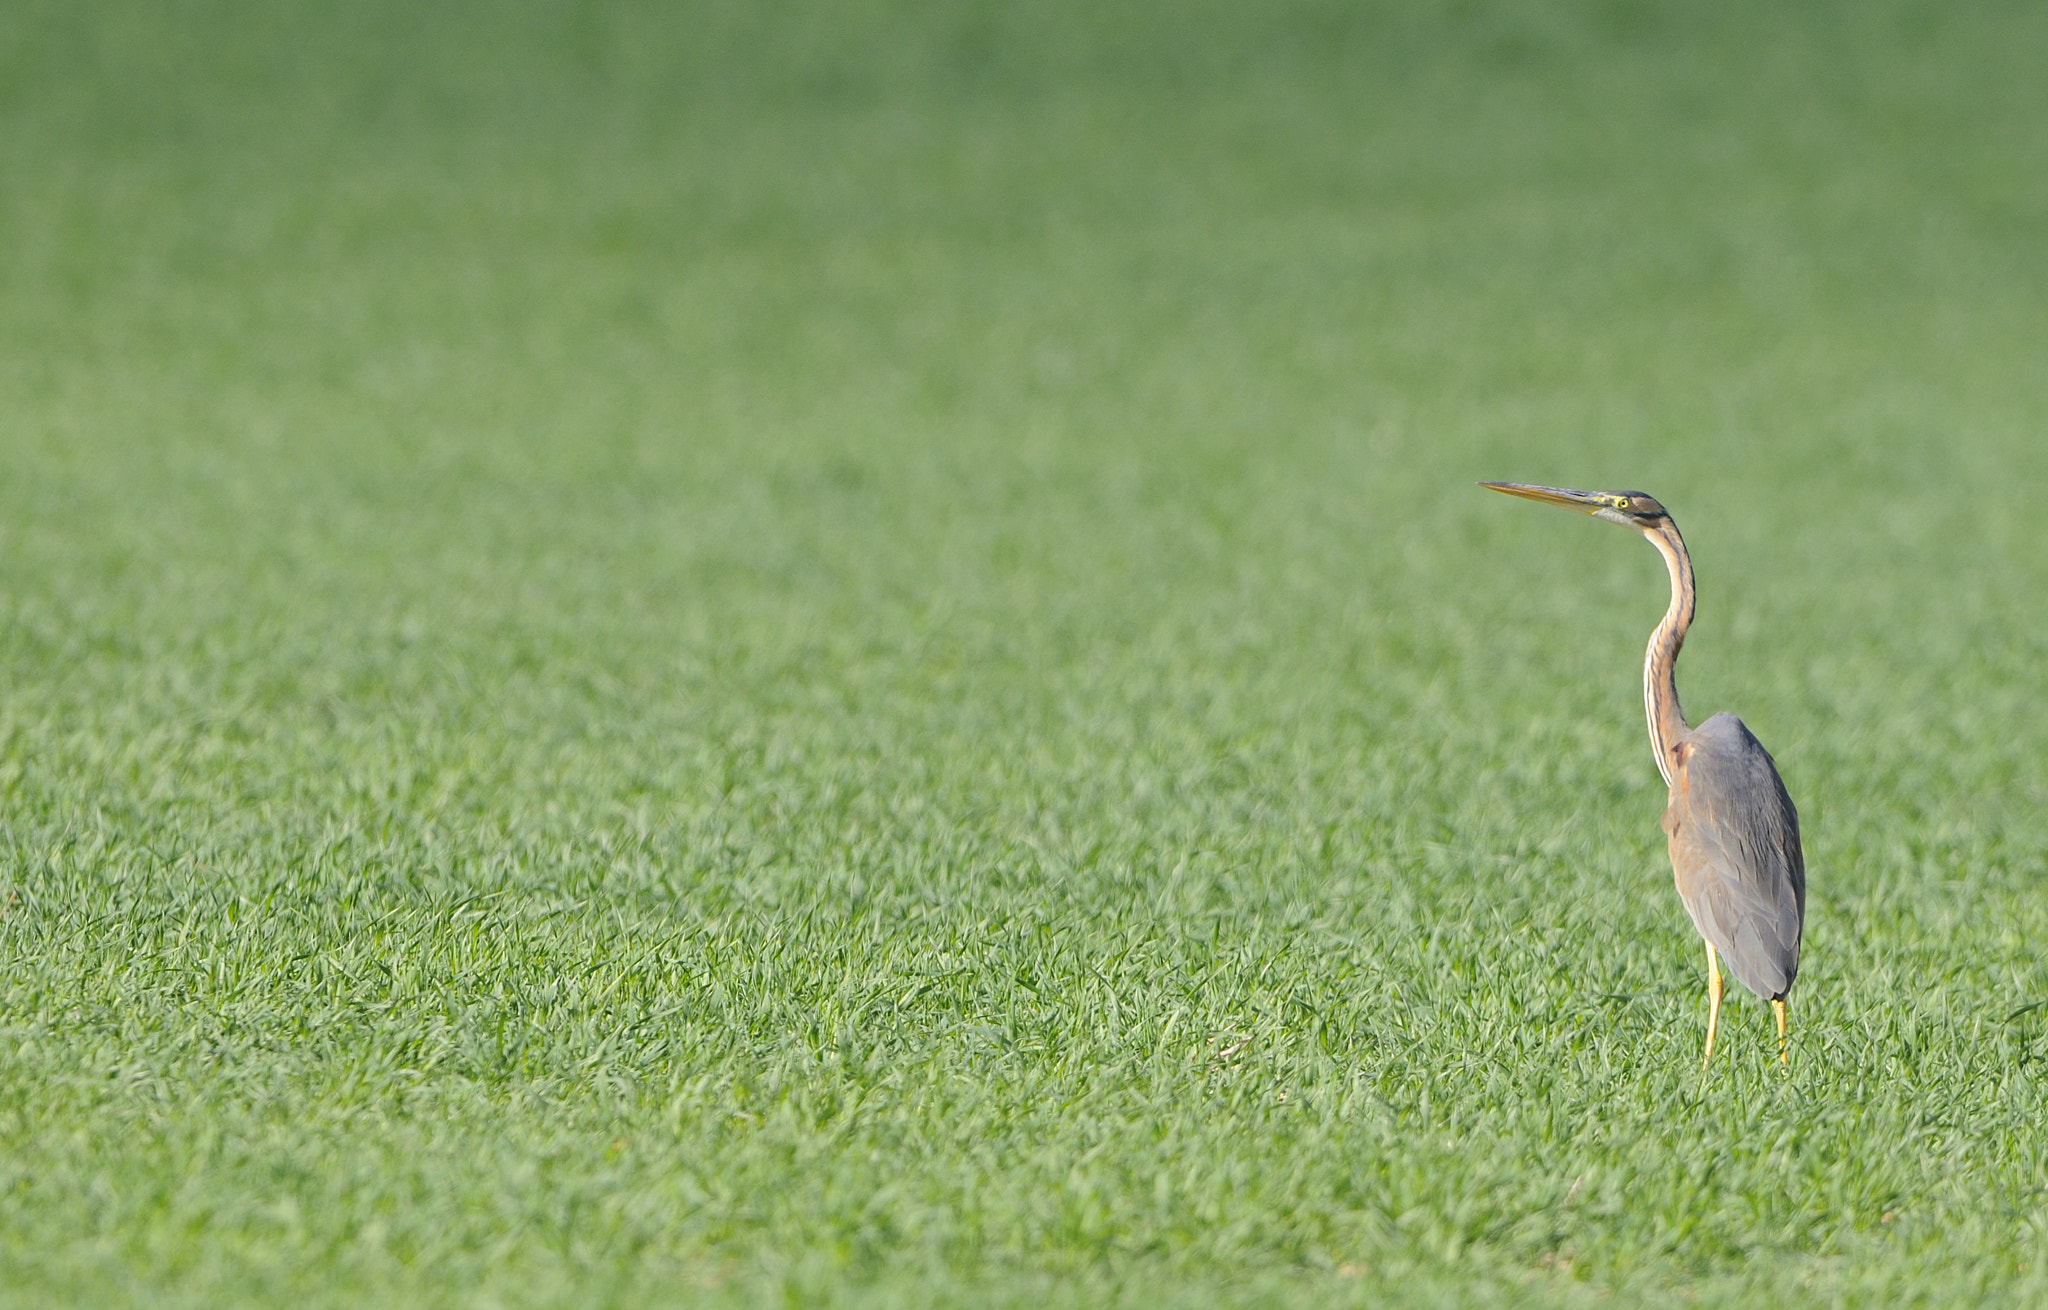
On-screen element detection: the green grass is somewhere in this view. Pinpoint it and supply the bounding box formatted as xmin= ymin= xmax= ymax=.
xmin=3 ymin=1 xmax=2048 ymax=1305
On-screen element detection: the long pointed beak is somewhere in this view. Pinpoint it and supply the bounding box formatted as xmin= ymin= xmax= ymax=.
xmin=1479 ymin=482 xmax=1609 ymax=514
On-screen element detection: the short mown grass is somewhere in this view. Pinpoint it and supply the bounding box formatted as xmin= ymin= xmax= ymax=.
xmin=3 ymin=2 xmax=2047 ymax=1305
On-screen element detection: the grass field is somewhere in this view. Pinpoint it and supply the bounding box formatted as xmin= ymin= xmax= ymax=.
xmin=3 ymin=1 xmax=2048 ymax=1305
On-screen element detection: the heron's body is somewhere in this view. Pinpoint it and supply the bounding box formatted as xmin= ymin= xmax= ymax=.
xmin=1664 ymin=712 xmax=1804 ymax=1003
xmin=1482 ymin=482 xmax=1805 ymax=1067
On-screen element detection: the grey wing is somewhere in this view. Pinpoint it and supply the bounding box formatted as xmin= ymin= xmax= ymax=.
xmin=1662 ymin=712 xmax=1806 ymax=1000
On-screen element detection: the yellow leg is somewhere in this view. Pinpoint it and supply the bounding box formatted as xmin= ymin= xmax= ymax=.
xmin=1701 ymin=941 xmax=1724 ymax=1070
xmin=1772 ymin=998 xmax=1789 ymax=1069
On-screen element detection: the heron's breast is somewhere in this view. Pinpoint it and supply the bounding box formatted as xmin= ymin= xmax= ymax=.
xmin=1662 ymin=755 xmax=1709 ymax=904
xmin=1660 ymin=743 xmax=1693 ymax=838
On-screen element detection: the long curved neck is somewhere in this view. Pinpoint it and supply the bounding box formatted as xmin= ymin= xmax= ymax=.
xmin=1642 ymin=520 xmax=1695 ymax=788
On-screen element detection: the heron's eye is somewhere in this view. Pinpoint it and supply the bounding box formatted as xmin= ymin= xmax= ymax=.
xmin=1607 ymin=496 xmax=1631 ymax=510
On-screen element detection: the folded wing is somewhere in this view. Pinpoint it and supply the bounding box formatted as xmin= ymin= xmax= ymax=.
xmin=1662 ymin=712 xmax=1806 ymax=1000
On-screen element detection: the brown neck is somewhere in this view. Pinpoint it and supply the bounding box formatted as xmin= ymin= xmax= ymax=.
xmin=1642 ymin=520 xmax=1695 ymax=788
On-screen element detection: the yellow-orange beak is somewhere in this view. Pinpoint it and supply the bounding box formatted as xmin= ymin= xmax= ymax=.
xmin=1479 ymin=482 xmax=1613 ymax=514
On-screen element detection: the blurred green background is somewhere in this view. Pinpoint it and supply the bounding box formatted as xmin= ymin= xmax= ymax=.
xmin=2 ymin=2 xmax=2046 ymax=1306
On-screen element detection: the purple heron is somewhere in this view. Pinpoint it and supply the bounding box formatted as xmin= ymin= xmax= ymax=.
xmin=1482 ymin=484 xmax=1805 ymax=1068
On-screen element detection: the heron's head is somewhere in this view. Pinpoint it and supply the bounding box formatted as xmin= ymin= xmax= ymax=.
xmin=1480 ymin=483 xmax=1671 ymax=532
